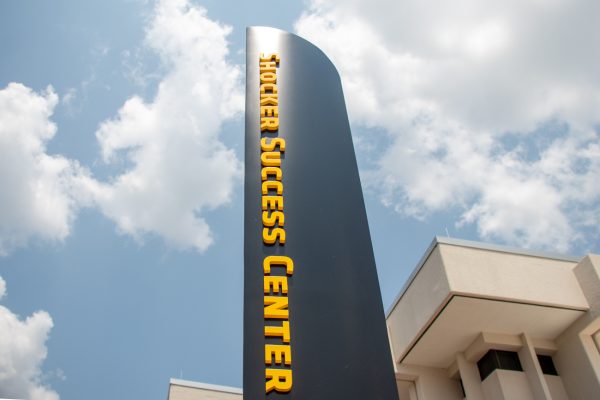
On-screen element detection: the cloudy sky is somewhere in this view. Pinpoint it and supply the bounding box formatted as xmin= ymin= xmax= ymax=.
xmin=1 ymin=0 xmax=599 ymax=399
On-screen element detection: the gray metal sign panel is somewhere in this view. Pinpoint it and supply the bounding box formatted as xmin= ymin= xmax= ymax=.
xmin=244 ymin=26 xmax=399 ymax=400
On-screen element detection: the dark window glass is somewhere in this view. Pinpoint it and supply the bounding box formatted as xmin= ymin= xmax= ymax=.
xmin=497 ymin=349 xmax=523 ymax=372
xmin=477 ymin=350 xmax=523 ymax=381
xmin=477 ymin=351 xmax=497 ymax=381
xmin=537 ymin=355 xmax=558 ymax=375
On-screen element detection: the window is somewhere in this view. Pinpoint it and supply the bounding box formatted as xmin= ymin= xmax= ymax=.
xmin=537 ymin=355 xmax=558 ymax=375
xmin=477 ymin=350 xmax=523 ymax=380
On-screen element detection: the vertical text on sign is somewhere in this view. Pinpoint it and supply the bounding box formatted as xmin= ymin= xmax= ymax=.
xmin=259 ymin=53 xmax=294 ymax=395
xmin=260 ymin=53 xmax=285 ymax=246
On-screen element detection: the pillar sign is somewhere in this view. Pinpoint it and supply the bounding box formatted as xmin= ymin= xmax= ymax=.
xmin=244 ymin=27 xmax=399 ymax=400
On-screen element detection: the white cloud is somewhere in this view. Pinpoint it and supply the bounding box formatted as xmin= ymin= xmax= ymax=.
xmin=0 ymin=277 xmax=58 ymax=400
xmin=0 ymin=0 xmax=242 ymax=256
xmin=296 ymin=0 xmax=600 ymax=251
xmin=0 ymin=83 xmax=89 ymax=256
xmin=85 ymin=0 xmax=243 ymax=252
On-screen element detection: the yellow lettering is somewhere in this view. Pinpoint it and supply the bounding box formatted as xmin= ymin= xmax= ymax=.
xmin=262 ymin=210 xmax=284 ymax=227
xmin=258 ymin=54 xmax=293 ymax=396
xmin=262 ymin=180 xmax=283 ymax=195
xmin=260 ymin=105 xmax=278 ymax=118
xmin=260 ymin=137 xmax=285 ymax=152
xmin=263 ymin=227 xmax=286 ymax=245
xmin=260 ymin=94 xmax=279 ymax=106
xmin=260 ymin=84 xmax=278 ymax=94
xmin=265 ymin=344 xmax=292 ymax=365
xmin=264 ymin=276 xmax=288 ymax=294
xmin=260 ymin=151 xmax=281 ymax=167
xmin=265 ymin=368 xmax=292 ymax=393
xmin=259 ymin=60 xmax=278 ymax=72
xmin=260 ymin=53 xmax=280 ymax=63
xmin=265 ymin=321 xmax=291 ymax=343
xmin=261 ymin=117 xmax=279 ymax=131
xmin=261 ymin=195 xmax=283 ymax=211
xmin=263 ymin=255 xmax=294 ymax=275
xmin=261 ymin=166 xmax=282 ymax=181
xmin=264 ymin=295 xmax=288 ymax=319
xmin=260 ymin=72 xmax=277 ymax=83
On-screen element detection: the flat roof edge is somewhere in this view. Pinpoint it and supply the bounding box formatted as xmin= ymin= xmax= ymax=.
xmin=169 ymin=378 xmax=243 ymax=395
xmin=435 ymin=236 xmax=581 ymax=263
xmin=385 ymin=236 xmax=581 ymax=319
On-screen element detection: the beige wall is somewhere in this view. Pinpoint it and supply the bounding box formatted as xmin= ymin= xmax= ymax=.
xmin=544 ymin=375 xmax=570 ymax=400
xmin=440 ymin=244 xmax=585 ymax=309
xmin=168 ymin=382 xmax=242 ymax=400
xmin=397 ymin=380 xmax=418 ymax=400
xmin=481 ymin=370 xmax=534 ymax=400
xmin=554 ymin=255 xmax=600 ymax=399
xmin=397 ymin=364 xmax=463 ymax=400
xmin=387 ymin=246 xmax=451 ymax=363
xmin=387 ymin=241 xmax=588 ymax=366
xmin=480 ymin=371 xmax=505 ymax=400
xmin=387 ymin=240 xmax=598 ymax=400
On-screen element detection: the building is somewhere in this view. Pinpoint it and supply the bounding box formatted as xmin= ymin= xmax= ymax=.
xmin=388 ymin=237 xmax=600 ymax=400
xmin=168 ymin=237 xmax=600 ymax=400
xmin=167 ymin=379 xmax=241 ymax=400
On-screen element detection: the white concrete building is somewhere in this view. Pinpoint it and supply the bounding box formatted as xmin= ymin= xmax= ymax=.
xmin=167 ymin=379 xmax=242 ymax=400
xmin=389 ymin=237 xmax=600 ymax=400
xmin=168 ymin=237 xmax=600 ymax=400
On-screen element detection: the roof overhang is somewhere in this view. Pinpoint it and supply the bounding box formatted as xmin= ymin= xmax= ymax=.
xmin=399 ymin=294 xmax=586 ymax=368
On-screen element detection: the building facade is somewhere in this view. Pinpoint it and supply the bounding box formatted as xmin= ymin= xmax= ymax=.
xmin=167 ymin=379 xmax=242 ymax=400
xmin=168 ymin=237 xmax=600 ymax=400
xmin=388 ymin=237 xmax=600 ymax=400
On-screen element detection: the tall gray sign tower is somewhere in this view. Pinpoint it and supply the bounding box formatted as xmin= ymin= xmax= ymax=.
xmin=244 ymin=26 xmax=399 ymax=400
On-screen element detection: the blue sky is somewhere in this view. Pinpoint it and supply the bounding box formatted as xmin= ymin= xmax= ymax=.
xmin=1 ymin=1 xmax=600 ymax=399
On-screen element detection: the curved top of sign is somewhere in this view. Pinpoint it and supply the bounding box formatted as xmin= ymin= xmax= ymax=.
xmin=246 ymin=26 xmax=341 ymax=83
